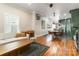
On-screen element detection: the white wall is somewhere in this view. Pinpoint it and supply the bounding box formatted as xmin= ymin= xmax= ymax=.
xmin=34 ymin=19 xmax=48 ymax=37
xmin=0 ymin=4 xmax=48 ymax=39
xmin=0 ymin=4 xmax=33 ymax=33
xmin=0 ymin=4 xmax=33 ymax=39
xmin=32 ymin=12 xmax=48 ymax=37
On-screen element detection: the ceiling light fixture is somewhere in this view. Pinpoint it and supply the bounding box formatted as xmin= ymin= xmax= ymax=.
xmin=64 ymin=14 xmax=67 ymax=16
xmin=53 ymin=12 xmax=55 ymax=16
xmin=49 ymin=3 xmax=53 ymax=8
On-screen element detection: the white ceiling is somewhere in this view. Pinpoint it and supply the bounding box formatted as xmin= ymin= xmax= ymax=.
xmin=5 ymin=3 xmax=79 ymax=19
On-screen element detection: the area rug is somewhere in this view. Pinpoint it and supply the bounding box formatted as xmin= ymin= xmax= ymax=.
xmin=19 ymin=42 xmax=49 ymax=56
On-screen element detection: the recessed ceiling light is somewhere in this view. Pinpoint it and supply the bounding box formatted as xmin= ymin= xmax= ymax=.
xmin=64 ymin=14 xmax=66 ymax=16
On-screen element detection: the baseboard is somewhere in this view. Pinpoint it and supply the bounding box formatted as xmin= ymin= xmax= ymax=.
xmin=35 ymin=33 xmax=48 ymax=38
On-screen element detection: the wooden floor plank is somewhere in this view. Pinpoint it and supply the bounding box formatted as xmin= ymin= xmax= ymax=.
xmin=36 ymin=35 xmax=79 ymax=56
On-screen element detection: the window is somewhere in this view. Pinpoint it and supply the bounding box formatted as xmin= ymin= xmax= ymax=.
xmin=4 ymin=13 xmax=19 ymax=33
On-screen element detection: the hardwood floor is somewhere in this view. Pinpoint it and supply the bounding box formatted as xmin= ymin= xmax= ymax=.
xmin=36 ymin=35 xmax=79 ymax=56
xmin=0 ymin=34 xmax=78 ymax=56
xmin=0 ymin=39 xmax=32 ymax=56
